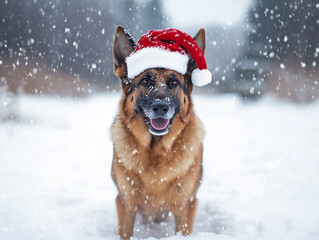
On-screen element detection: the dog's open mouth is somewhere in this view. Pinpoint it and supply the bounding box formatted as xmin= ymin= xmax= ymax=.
xmin=143 ymin=114 xmax=172 ymax=136
xmin=150 ymin=118 xmax=169 ymax=131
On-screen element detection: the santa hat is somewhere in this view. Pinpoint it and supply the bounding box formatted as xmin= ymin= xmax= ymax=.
xmin=126 ymin=28 xmax=212 ymax=87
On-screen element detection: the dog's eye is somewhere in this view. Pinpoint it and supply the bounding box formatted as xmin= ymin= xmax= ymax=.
xmin=168 ymin=78 xmax=179 ymax=88
xmin=140 ymin=77 xmax=151 ymax=86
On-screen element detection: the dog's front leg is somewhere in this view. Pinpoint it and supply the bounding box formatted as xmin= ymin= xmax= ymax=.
xmin=116 ymin=195 xmax=137 ymax=240
xmin=173 ymin=197 xmax=198 ymax=236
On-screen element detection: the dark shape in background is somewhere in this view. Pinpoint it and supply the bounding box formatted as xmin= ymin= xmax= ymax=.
xmin=235 ymin=0 xmax=319 ymax=101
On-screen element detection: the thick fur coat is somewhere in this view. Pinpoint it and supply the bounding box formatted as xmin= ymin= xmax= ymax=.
xmin=111 ymin=26 xmax=206 ymax=240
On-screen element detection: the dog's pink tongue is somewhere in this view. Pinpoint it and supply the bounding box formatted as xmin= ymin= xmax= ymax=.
xmin=150 ymin=118 xmax=169 ymax=130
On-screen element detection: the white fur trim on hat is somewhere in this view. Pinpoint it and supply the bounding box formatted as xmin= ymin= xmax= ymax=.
xmin=191 ymin=68 xmax=212 ymax=87
xmin=126 ymin=47 xmax=189 ymax=79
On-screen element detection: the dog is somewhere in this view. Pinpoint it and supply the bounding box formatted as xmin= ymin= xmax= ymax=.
xmin=111 ymin=26 xmax=209 ymax=240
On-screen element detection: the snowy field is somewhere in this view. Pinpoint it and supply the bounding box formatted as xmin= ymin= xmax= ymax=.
xmin=1 ymin=93 xmax=319 ymax=240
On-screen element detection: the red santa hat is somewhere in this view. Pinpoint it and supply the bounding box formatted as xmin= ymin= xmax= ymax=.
xmin=126 ymin=28 xmax=212 ymax=87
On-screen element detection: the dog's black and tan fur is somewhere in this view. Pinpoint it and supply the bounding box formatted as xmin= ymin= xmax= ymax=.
xmin=111 ymin=26 xmax=206 ymax=240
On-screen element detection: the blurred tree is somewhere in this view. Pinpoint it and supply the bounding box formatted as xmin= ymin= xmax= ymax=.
xmin=245 ymin=0 xmax=318 ymax=66
xmin=236 ymin=0 xmax=319 ymax=100
xmin=113 ymin=0 xmax=167 ymax=39
xmin=0 ymin=0 xmax=167 ymax=90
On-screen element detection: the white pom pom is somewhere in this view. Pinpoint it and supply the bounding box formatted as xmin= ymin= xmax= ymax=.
xmin=191 ymin=68 xmax=212 ymax=87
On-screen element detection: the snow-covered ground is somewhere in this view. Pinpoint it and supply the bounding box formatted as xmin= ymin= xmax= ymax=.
xmin=1 ymin=93 xmax=319 ymax=240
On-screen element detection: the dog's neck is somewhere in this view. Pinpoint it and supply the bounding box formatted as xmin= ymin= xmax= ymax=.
xmin=150 ymin=136 xmax=160 ymax=148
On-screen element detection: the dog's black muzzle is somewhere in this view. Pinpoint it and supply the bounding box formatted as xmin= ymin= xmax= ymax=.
xmin=137 ymin=96 xmax=180 ymax=136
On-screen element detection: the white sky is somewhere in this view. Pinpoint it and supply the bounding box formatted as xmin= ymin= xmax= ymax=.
xmin=163 ymin=0 xmax=253 ymax=26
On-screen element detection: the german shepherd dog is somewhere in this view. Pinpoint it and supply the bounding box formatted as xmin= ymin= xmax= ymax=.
xmin=111 ymin=26 xmax=206 ymax=239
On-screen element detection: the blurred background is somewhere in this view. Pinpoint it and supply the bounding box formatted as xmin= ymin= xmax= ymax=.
xmin=0 ymin=0 xmax=318 ymax=120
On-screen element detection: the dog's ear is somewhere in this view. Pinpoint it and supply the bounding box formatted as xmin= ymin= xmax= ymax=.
xmin=187 ymin=28 xmax=206 ymax=73
xmin=194 ymin=28 xmax=206 ymax=55
xmin=113 ymin=26 xmax=135 ymax=79
xmin=185 ymin=28 xmax=206 ymax=93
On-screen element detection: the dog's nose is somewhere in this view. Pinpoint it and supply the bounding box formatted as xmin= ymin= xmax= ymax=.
xmin=151 ymin=101 xmax=169 ymax=116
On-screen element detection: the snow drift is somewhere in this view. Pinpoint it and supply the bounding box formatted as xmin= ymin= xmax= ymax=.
xmin=0 ymin=94 xmax=319 ymax=240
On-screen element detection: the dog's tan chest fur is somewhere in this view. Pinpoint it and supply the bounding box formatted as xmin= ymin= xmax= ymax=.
xmin=111 ymin=115 xmax=204 ymax=215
